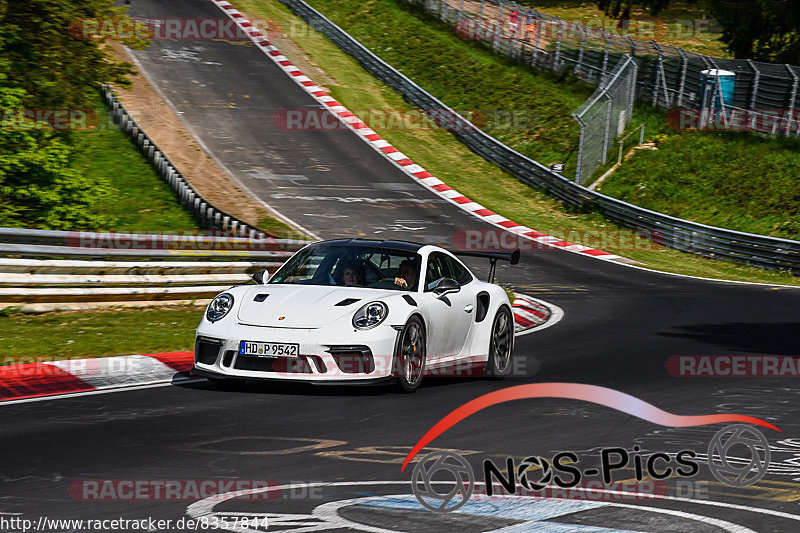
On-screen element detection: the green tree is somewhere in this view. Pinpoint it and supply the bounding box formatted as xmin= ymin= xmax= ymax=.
xmin=0 ymin=0 xmax=140 ymax=109
xmin=710 ymin=0 xmax=800 ymax=63
xmin=596 ymin=0 xmax=673 ymax=18
xmin=0 ymin=72 xmax=112 ymax=229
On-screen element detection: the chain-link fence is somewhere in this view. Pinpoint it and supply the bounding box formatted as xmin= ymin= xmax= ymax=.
xmin=409 ymin=0 xmax=800 ymax=137
xmin=572 ymin=56 xmax=637 ymax=185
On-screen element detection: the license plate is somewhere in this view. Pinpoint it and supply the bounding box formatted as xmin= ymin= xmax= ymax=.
xmin=239 ymin=341 xmax=299 ymax=357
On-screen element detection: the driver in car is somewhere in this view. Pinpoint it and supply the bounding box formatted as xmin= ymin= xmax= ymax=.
xmin=393 ymin=260 xmax=416 ymax=290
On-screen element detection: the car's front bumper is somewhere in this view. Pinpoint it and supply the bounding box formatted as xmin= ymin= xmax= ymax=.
xmin=192 ymin=323 xmax=401 ymax=382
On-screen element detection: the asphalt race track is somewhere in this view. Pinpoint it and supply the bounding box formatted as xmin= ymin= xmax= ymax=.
xmin=2 ymin=0 xmax=800 ymax=531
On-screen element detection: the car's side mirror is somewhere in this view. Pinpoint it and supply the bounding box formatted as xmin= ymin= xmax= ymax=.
xmin=433 ymin=278 xmax=460 ymax=297
xmin=252 ymin=269 xmax=269 ymax=284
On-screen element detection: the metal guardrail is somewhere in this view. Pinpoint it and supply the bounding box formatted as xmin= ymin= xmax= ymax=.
xmin=279 ymin=0 xmax=800 ymax=272
xmin=0 ymin=228 xmax=308 ymax=310
xmin=0 ymin=227 xmax=306 ymax=259
xmin=101 ymin=85 xmax=269 ymax=239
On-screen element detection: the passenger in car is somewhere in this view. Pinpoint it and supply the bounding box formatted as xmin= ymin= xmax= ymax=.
xmin=394 ymin=260 xmax=417 ymax=290
xmin=341 ymin=261 xmax=366 ymax=287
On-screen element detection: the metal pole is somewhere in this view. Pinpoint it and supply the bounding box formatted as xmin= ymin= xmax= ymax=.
xmin=747 ymin=59 xmax=760 ymax=130
xmin=477 ymin=0 xmax=485 ymax=41
xmin=629 ymin=57 xmax=638 ymax=118
xmin=652 ymin=42 xmax=662 ymax=106
xmin=601 ymin=32 xmax=610 ymax=84
xmin=576 ymin=25 xmax=586 ymax=77
xmin=573 ymin=113 xmax=586 ymax=184
xmin=602 ymin=92 xmax=613 ymax=164
xmin=676 ymin=48 xmax=688 ymax=107
xmin=532 ymin=14 xmax=542 ymax=67
xmin=554 ymin=20 xmax=564 ymax=71
xmin=493 ymin=0 xmax=504 ymax=51
xmin=514 ymin=3 xmax=524 ymax=59
xmin=785 ymin=64 xmax=798 ymax=135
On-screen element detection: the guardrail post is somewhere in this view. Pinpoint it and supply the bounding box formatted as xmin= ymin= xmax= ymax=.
xmin=600 ymin=32 xmax=610 ymax=84
xmin=786 ymin=64 xmax=798 ymax=135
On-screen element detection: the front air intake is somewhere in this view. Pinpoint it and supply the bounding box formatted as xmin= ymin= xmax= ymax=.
xmin=195 ymin=337 xmax=222 ymax=365
xmin=327 ymin=345 xmax=374 ymax=373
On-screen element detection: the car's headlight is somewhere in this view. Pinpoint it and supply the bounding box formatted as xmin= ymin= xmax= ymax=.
xmin=206 ymin=293 xmax=234 ymax=322
xmin=353 ymin=301 xmax=388 ymax=329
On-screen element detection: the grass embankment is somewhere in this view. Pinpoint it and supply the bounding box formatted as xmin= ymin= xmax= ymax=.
xmin=598 ymin=133 xmax=800 ymax=238
xmin=238 ymin=0 xmax=799 ymax=285
xmin=0 ymin=307 xmax=198 ymax=362
xmin=518 ymin=0 xmax=731 ymax=56
xmin=66 ymin=93 xmax=202 ymax=232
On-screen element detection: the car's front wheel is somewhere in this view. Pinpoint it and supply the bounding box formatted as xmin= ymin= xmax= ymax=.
xmin=484 ymin=306 xmax=513 ymax=379
xmin=394 ymin=316 xmax=426 ymax=393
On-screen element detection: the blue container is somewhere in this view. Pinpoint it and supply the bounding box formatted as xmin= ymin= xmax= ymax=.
xmin=700 ymin=69 xmax=735 ymax=108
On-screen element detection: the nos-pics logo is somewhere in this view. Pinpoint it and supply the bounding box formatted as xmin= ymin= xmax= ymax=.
xmin=411 ymin=424 xmax=771 ymax=513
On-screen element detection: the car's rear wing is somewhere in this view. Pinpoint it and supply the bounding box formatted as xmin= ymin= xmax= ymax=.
xmin=452 ymin=249 xmax=520 ymax=283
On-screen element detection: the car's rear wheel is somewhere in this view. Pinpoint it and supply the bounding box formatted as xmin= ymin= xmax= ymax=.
xmin=394 ymin=316 xmax=426 ymax=393
xmin=484 ymin=306 xmax=513 ymax=379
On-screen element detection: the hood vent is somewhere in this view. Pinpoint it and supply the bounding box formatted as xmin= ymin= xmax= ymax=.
xmin=335 ymin=298 xmax=360 ymax=307
xmin=253 ymin=294 xmax=269 ymax=302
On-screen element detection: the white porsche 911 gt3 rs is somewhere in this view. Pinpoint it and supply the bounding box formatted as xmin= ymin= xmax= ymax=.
xmin=191 ymin=239 xmax=519 ymax=392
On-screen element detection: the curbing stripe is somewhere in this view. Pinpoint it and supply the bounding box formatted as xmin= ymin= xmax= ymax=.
xmin=208 ymin=0 xmax=627 ymax=264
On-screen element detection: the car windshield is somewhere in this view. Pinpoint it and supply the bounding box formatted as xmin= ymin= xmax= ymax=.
xmin=269 ymin=243 xmax=422 ymax=291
